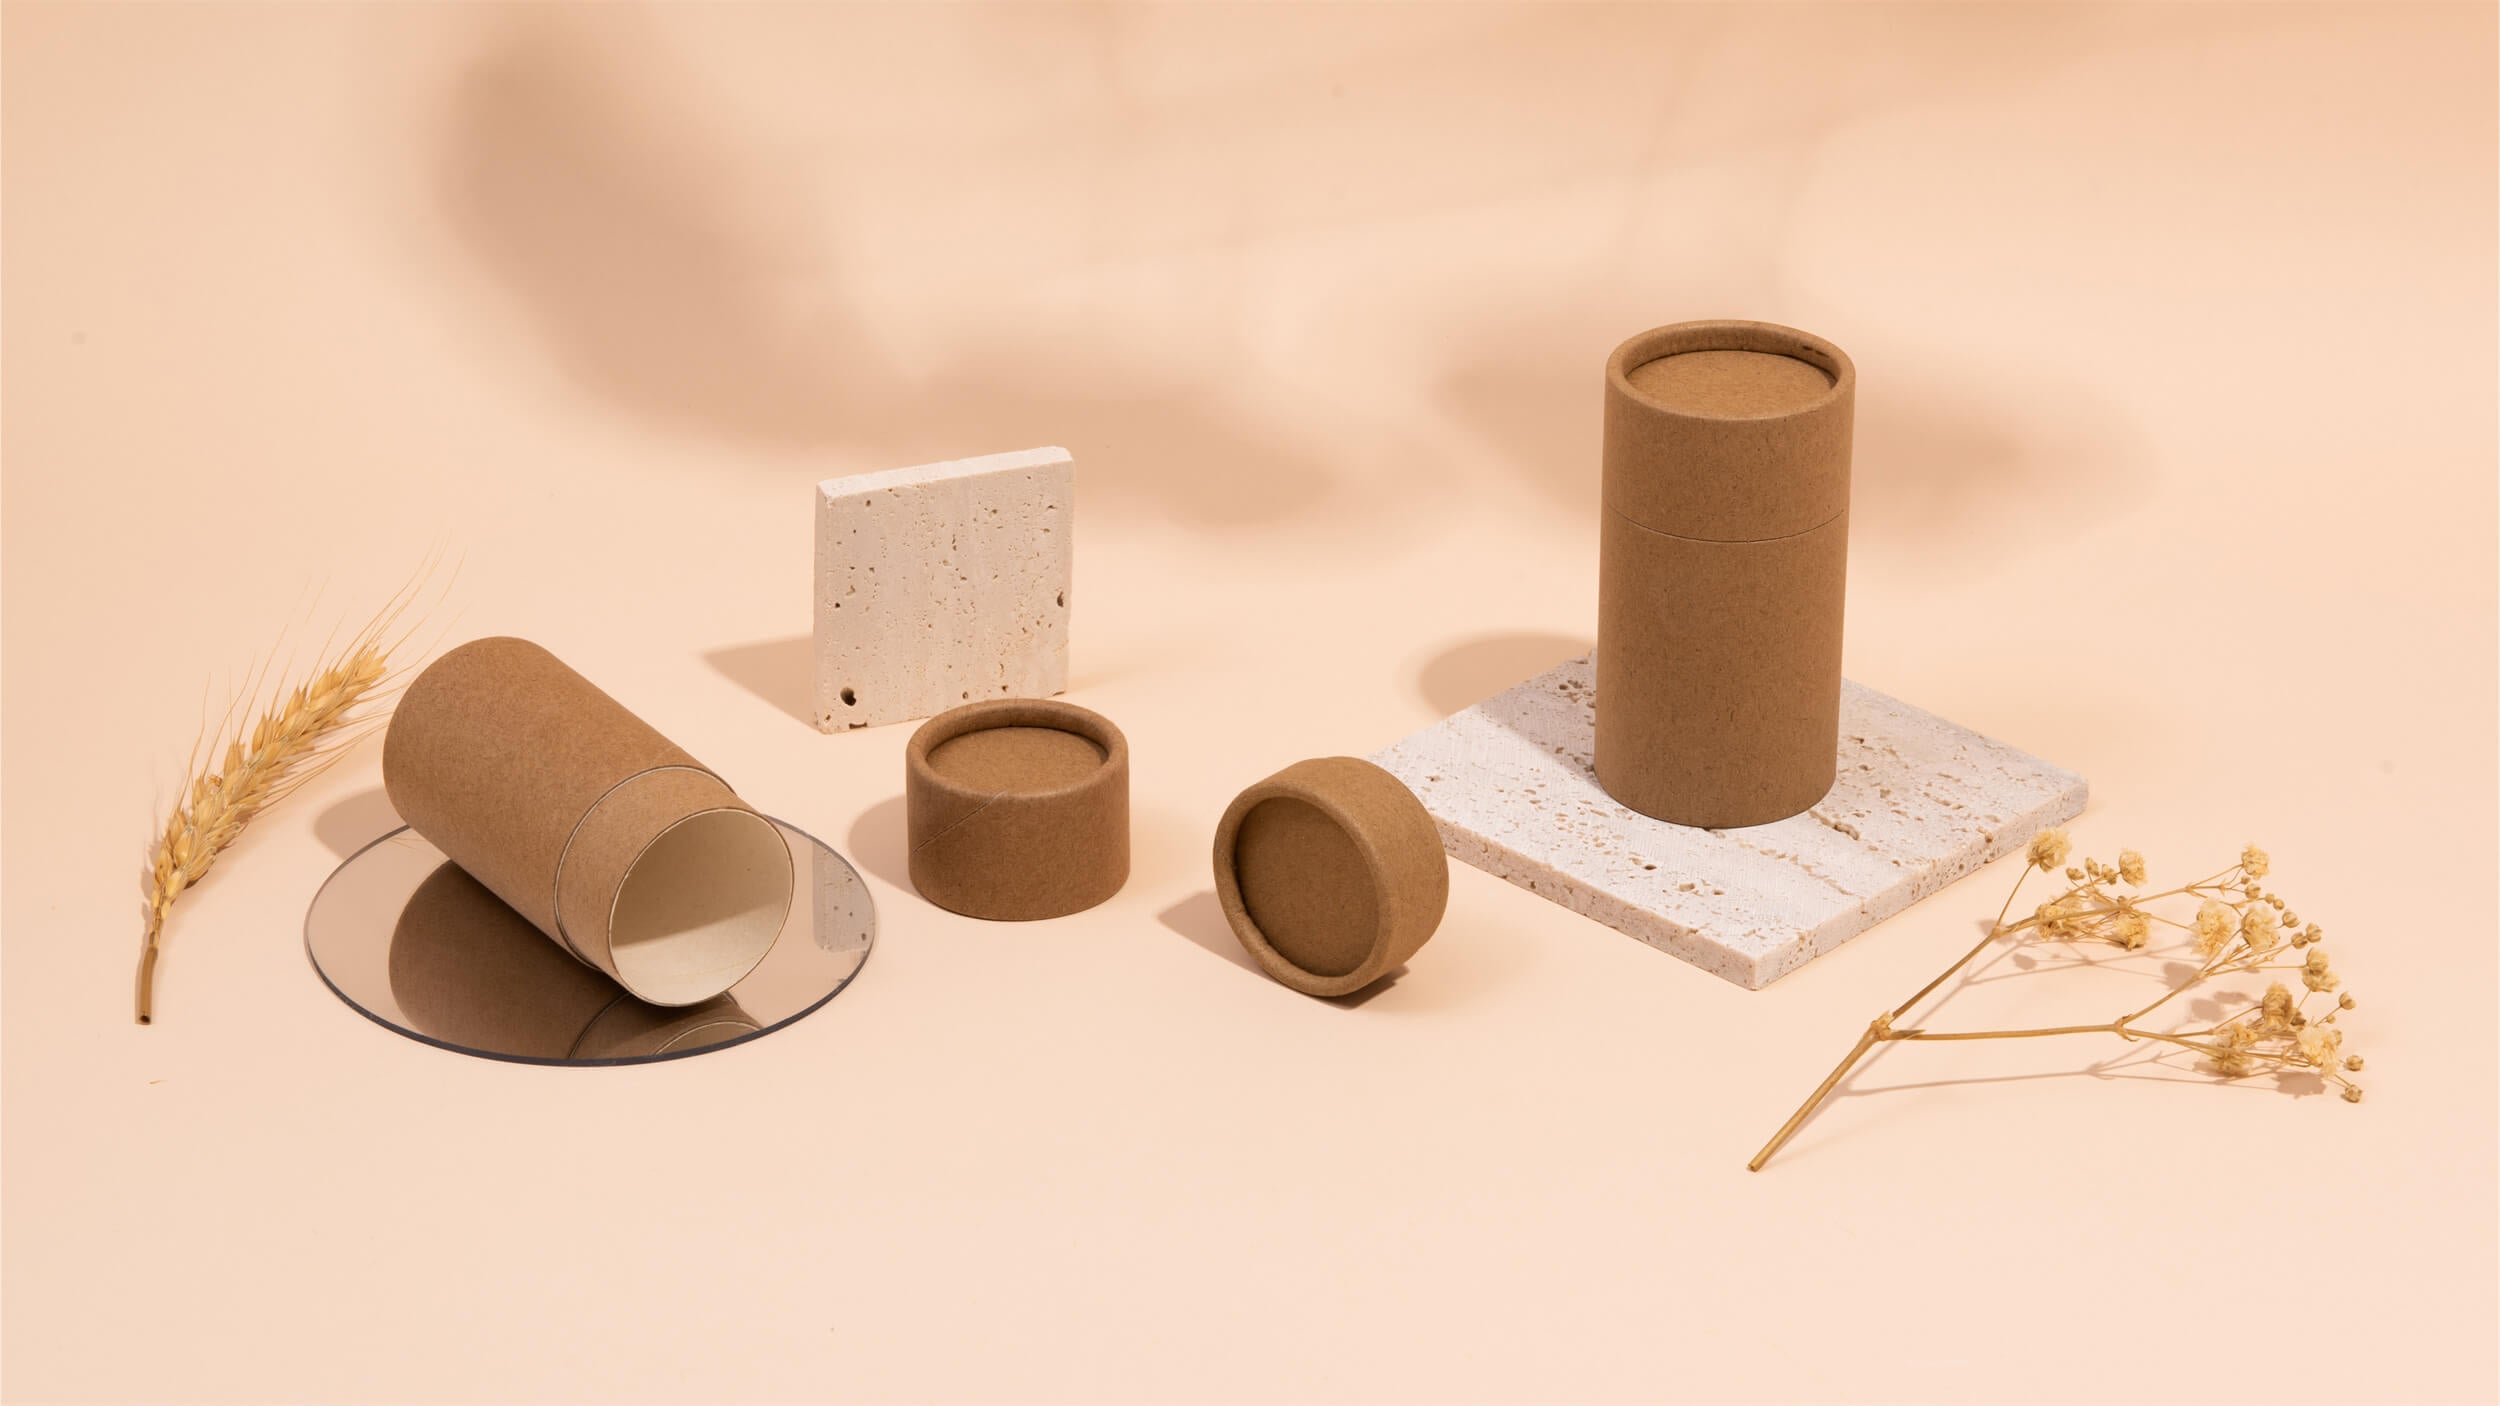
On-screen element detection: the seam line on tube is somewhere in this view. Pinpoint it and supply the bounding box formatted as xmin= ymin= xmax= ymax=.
xmin=551 ymin=763 xmax=722 ymax=967
xmin=909 ymin=793 xmax=1005 ymax=856
xmin=1603 ymin=502 xmax=1846 ymax=546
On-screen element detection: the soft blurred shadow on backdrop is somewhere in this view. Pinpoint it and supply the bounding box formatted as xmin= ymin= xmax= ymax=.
xmin=407 ymin=2 xmax=2270 ymax=545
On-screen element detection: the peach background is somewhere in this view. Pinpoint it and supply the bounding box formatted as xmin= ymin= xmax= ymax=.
xmin=5 ymin=4 xmax=2494 ymax=1402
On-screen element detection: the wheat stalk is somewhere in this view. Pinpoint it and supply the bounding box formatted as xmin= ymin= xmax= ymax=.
xmin=135 ymin=593 xmax=425 ymax=1025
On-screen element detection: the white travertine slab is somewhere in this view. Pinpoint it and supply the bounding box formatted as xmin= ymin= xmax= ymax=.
xmin=1371 ymin=654 xmax=2087 ymax=989
xmin=814 ymin=447 xmax=1072 ymax=732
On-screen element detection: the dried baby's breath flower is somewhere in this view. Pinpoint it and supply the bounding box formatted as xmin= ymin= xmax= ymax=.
xmin=2028 ymin=830 xmax=2073 ymax=871
xmin=2210 ymin=1021 xmax=2259 ymax=1077
xmin=2303 ymin=948 xmax=2339 ymax=993
xmin=2242 ymin=905 xmax=2281 ymax=957
xmin=2295 ymin=1024 xmax=2343 ymax=1069
xmin=2194 ymin=900 xmax=2240 ymax=958
xmin=2034 ymin=894 xmax=2087 ymax=940
xmin=1750 ymin=831 xmax=2372 ymax=1171
xmin=2111 ymin=909 xmax=2151 ymax=950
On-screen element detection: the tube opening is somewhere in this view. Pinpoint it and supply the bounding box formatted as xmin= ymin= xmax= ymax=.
xmin=608 ymin=809 xmax=792 ymax=1006
xmin=1231 ymin=796 xmax=1380 ymax=979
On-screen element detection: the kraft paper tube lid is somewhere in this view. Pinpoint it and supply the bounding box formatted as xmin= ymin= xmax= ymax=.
xmin=1602 ymin=319 xmax=1853 ymax=541
xmin=382 ymin=637 xmax=794 ymax=1006
xmin=905 ymin=698 xmax=1129 ymax=921
xmin=1212 ymin=757 xmax=1449 ymax=998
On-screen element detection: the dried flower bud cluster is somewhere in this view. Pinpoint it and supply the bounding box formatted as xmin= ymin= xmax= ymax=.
xmin=1752 ymin=830 xmax=2371 ymax=1170
xmin=2027 ymin=829 xmax=2073 ymax=872
xmin=2026 ymin=835 xmax=2365 ymax=1103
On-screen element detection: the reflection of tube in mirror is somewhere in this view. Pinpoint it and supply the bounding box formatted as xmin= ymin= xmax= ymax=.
xmin=389 ymin=863 xmax=760 ymax=1062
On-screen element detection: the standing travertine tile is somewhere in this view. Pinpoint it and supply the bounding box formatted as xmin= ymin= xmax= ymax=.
xmin=1371 ymin=653 xmax=2087 ymax=989
xmin=814 ymin=447 xmax=1072 ymax=732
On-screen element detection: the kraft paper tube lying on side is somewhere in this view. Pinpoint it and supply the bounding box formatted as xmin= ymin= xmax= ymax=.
xmin=383 ymin=637 xmax=794 ymax=1006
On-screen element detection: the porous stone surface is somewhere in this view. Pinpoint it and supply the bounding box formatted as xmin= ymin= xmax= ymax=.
xmin=1371 ymin=654 xmax=2087 ymax=989
xmin=814 ymin=447 xmax=1072 ymax=732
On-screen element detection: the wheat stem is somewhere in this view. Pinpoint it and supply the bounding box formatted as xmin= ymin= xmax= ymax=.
xmin=135 ymin=588 xmax=421 ymax=1025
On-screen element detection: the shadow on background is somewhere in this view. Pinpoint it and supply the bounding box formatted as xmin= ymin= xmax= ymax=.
xmin=423 ymin=6 xmax=2220 ymax=535
xmin=1156 ymin=891 xmax=1261 ymax=977
xmin=1435 ymin=317 xmax=2146 ymax=563
xmin=433 ymin=8 xmax=1342 ymax=530
xmin=1415 ymin=631 xmax=1592 ymax=716
xmin=1158 ymin=890 xmax=1405 ymax=1005
xmin=844 ymin=795 xmax=911 ymax=894
xmin=704 ymin=635 xmax=816 ymax=728
xmin=436 ymin=13 xmax=872 ymax=445
xmin=314 ymin=787 xmax=403 ymax=860
xmin=1845 ymin=383 xmax=2147 ymax=558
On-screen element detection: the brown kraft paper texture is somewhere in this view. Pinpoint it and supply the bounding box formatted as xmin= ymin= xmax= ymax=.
xmin=905 ymin=698 xmax=1130 ymax=921
xmin=1213 ymin=756 xmax=1449 ymax=998
xmin=382 ymin=637 xmax=794 ymax=1006
xmin=1594 ymin=319 xmax=1856 ymax=829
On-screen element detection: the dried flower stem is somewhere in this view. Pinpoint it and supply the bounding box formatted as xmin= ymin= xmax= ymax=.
xmin=1749 ymin=834 xmax=2361 ymax=1171
xmin=135 ymin=585 xmax=429 ymax=1024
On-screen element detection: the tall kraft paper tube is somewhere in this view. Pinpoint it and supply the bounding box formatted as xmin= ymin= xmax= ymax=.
xmin=1594 ymin=320 xmax=1855 ymax=828
xmin=382 ymin=637 xmax=795 ymax=1006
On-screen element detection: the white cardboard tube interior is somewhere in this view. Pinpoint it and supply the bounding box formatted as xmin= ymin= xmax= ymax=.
xmin=607 ymin=809 xmax=792 ymax=1005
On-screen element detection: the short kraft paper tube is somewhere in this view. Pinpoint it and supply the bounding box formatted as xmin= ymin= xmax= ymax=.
xmin=1213 ymin=757 xmax=1449 ymax=998
xmin=905 ymin=698 xmax=1129 ymax=921
xmin=1594 ymin=319 xmax=1856 ymax=828
xmin=382 ymin=637 xmax=795 ymax=1006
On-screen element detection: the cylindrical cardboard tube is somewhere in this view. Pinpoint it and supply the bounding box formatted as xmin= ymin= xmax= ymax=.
xmin=1594 ymin=320 xmax=1855 ymax=828
xmin=1212 ymin=757 xmax=1449 ymax=998
xmin=383 ymin=637 xmax=794 ymax=1006
xmin=389 ymin=861 xmax=761 ymax=1061
xmin=905 ymin=698 xmax=1129 ymax=920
